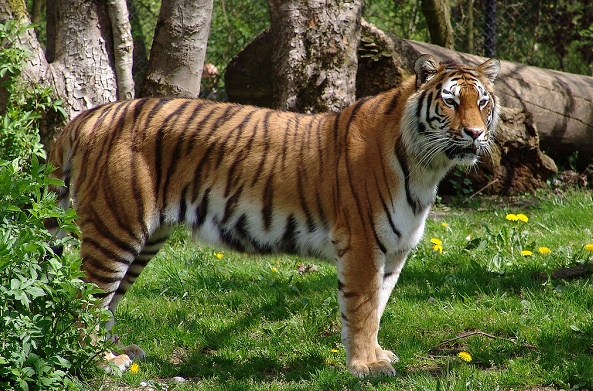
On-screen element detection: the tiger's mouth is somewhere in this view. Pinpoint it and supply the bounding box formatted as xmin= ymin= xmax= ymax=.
xmin=444 ymin=144 xmax=483 ymax=160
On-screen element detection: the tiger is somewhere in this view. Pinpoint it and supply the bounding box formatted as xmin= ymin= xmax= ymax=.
xmin=46 ymin=54 xmax=500 ymax=377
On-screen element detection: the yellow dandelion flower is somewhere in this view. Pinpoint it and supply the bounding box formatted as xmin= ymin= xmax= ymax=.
xmin=331 ymin=348 xmax=339 ymax=353
xmin=506 ymin=213 xmax=518 ymax=221
xmin=441 ymin=222 xmax=450 ymax=229
xmin=214 ymin=252 xmax=224 ymax=259
xmin=585 ymin=243 xmax=593 ymax=252
xmin=457 ymin=351 xmax=472 ymax=362
xmin=516 ymin=214 xmax=529 ymax=223
xmin=271 ymin=266 xmax=278 ymax=273
xmin=521 ymin=250 xmax=533 ymax=256
xmin=129 ymin=363 xmax=139 ymax=374
xmin=538 ymin=247 xmax=551 ymax=255
xmin=430 ymin=238 xmax=443 ymax=253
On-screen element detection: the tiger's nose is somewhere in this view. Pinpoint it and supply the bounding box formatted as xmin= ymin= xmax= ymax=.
xmin=463 ymin=128 xmax=484 ymax=140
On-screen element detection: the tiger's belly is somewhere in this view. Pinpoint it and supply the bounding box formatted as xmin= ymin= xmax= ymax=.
xmin=159 ymin=193 xmax=335 ymax=260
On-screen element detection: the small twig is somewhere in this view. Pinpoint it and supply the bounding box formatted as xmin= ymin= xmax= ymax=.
xmin=469 ymin=178 xmax=500 ymax=199
xmin=432 ymin=329 xmax=536 ymax=350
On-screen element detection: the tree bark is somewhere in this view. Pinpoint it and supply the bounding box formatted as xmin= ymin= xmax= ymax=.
xmin=421 ymin=0 xmax=454 ymax=49
xmin=140 ymin=0 xmax=214 ymax=98
xmin=107 ymin=0 xmax=135 ymax=100
xmin=267 ymin=0 xmax=363 ymax=113
xmin=1 ymin=0 xmax=118 ymax=145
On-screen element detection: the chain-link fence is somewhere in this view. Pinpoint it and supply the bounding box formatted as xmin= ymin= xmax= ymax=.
xmin=128 ymin=0 xmax=593 ymax=86
xmin=366 ymin=0 xmax=593 ymax=75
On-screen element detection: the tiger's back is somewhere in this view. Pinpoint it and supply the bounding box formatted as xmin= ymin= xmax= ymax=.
xmin=48 ymin=55 xmax=500 ymax=377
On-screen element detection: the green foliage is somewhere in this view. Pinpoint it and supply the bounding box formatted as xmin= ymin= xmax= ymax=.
xmin=0 ymin=21 xmax=109 ymax=390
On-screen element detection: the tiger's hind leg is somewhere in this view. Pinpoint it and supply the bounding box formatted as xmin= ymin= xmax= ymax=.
xmin=80 ymin=224 xmax=172 ymax=372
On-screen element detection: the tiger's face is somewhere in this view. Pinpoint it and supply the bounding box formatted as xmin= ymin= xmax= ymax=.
xmin=408 ymin=55 xmax=501 ymax=167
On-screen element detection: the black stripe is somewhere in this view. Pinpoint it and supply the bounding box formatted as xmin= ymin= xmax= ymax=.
xmin=178 ymin=185 xmax=189 ymax=223
xmin=279 ymin=214 xmax=298 ymax=253
xmin=82 ymin=255 xmax=125 ymax=275
xmin=221 ymin=185 xmax=243 ymax=225
xmin=194 ymin=188 xmax=211 ymax=227
xmin=343 ymin=102 xmax=368 ymax=225
xmin=296 ymin=169 xmax=316 ymax=232
xmin=83 ymin=237 xmax=133 ymax=266
xmin=219 ymin=227 xmax=246 ymax=252
xmin=395 ymin=138 xmax=420 ymax=214
xmin=415 ymin=90 xmax=427 ymax=119
xmin=418 ymin=122 xmax=427 ymax=134
xmin=425 ymin=91 xmax=434 ymax=121
xmin=370 ymin=212 xmax=387 ymax=254
xmin=88 ymin=205 xmax=142 ymax=255
xmin=375 ymin=181 xmax=401 ymax=239
xmin=185 ymin=104 xmax=218 ymax=156
xmin=262 ymin=174 xmax=274 ymax=231
xmin=251 ymin=111 xmax=273 ymax=186
xmin=384 ymin=272 xmax=394 ymax=279
xmin=384 ymin=89 xmax=401 ymax=113
xmin=156 ymin=101 xmax=193 ymax=204
xmin=191 ymin=142 xmax=217 ymax=202
xmin=163 ymin=122 xmax=192 ymax=204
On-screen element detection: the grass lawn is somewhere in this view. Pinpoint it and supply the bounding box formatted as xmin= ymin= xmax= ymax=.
xmin=89 ymin=190 xmax=593 ymax=390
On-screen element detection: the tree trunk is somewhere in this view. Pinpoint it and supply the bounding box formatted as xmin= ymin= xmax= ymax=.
xmin=140 ymin=0 xmax=214 ymax=98
xmin=421 ymin=0 xmax=454 ymax=49
xmin=0 ymin=0 xmax=119 ymax=148
xmin=107 ymin=0 xmax=135 ymax=100
xmin=267 ymin=0 xmax=363 ymax=113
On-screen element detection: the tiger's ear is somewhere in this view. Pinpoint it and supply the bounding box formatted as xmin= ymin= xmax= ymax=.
xmin=414 ymin=54 xmax=440 ymax=88
xmin=477 ymin=58 xmax=501 ymax=83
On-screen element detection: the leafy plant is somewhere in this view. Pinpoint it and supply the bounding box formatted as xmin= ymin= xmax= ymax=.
xmin=0 ymin=21 xmax=109 ymax=390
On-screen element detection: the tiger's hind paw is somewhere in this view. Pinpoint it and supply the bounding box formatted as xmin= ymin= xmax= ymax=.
xmin=348 ymin=359 xmax=396 ymax=378
xmin=103 ymin=351 xmax=133 ymax=374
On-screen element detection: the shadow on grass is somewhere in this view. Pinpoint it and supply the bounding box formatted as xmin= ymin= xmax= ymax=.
xmin=396 ymin=256 xmax=593 ymax=388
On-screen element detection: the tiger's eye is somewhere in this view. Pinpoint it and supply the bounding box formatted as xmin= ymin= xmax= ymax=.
xmin=443 ymin=97 xmax=456 ymax=107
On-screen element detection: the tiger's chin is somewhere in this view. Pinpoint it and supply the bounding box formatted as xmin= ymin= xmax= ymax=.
xmin=451 ymin=152 xmax=480 ymax=166
xmin=446 ymin=145 xmax=487 ymax=166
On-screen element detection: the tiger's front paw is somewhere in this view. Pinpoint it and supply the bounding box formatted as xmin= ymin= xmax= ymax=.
xmin=348 ymin=359 xmax=396 ymax=377
xmin=375 ymin=346 xmax=399 ymax=363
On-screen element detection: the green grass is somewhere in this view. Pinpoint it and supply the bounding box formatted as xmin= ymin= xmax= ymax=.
xmin=88 ymin=190 xmax=593 ymax=390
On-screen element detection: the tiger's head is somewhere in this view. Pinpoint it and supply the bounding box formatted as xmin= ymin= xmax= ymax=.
xmin=403 ymin=54 xmax=501 ymax=168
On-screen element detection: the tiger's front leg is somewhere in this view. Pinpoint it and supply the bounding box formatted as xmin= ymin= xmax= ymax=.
xmin=337 ymin=249 xmax=397 ymax=377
